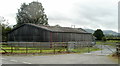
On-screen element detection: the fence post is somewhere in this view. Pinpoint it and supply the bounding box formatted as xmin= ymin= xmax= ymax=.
xmin=101 ymin=43 xmax=102 ymax=54
xmin=40 ymin=49 xmax=42 ymax=53
xmin=80 ymin=41 xmax=82 ymax=53
xmin=11 ymin=42 xmax=13 ymax=54
xmin=88 ymin=41 xmax=90 ymax=53
xmin=116 ymin=43 xmax=120 ymax=56
xmin=66 ymin=42 xmax=69 ymax=52
xmin=53 ymin=42 xmax=56 ymax=54
xmin=40 ymin=42 xmax=42 ymax=53
xmin=26 ymin=42 xmax=28 ymax=54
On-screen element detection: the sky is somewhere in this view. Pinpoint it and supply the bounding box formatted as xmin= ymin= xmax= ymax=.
xmin=0 ymin=0 xmax=119 ymax=32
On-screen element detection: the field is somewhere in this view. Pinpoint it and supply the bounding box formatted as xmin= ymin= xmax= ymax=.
xmin=96 ymin=40 xmax=119 ymax=47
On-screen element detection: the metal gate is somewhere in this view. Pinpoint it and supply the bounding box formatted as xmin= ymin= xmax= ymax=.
xmin=88 ymin=42 xmax=117 ymax=55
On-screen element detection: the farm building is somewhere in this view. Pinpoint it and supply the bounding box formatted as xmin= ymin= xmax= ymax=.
xmin=8 ymin=23 xmax=94 ymax=42
xmin=7 ymin=23 xmax=95 ymax=47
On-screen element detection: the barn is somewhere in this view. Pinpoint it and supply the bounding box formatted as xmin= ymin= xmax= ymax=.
xmin=8 ymin=23 xmax=95 ymax=47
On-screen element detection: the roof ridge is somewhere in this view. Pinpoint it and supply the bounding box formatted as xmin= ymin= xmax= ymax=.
xmin=9 ymin=23 xmax=89 ymax=34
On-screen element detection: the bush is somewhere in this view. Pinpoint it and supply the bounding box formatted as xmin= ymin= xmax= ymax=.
xmin=102 ymin=37 xmax=107 ymax=42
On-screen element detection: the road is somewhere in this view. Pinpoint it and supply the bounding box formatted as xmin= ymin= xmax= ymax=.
xmin=1 ymin=45 xmax=118 ymax=64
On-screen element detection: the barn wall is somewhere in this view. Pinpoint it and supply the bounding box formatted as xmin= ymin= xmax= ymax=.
xmin=50 ymin=32 xmax=93 ymax=42
xmin=8 ymin=24 xmax=94 ymax=43
xmin=8 ymin=25 xmax=51 ymax=42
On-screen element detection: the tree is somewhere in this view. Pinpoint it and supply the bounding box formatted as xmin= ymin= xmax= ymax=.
xmin=102 ymin=37 xmax=107 ymax=41
xmin=2 ymin=26 xmax=12 ymax=41
xmin=54 ymin=24 xmax=61 ymax=27
xmin=93 ymin=29 xmax=104 ymax=40
xmin=16 ymin=1 xmax=48 ymax=27
xmin=0 ymin=16 xmax=12 ymax=41
xmin=0 ymin=16 xmax=6 ymax=24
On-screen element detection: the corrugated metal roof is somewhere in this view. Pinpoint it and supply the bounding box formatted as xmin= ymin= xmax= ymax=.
xmin=26 ymin=23 xmax=88 ymax=33
xmin=8 ymin=23 xmax=90 ymax=34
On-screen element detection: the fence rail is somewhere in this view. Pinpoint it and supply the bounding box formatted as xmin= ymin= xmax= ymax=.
xmin=0 ymin=41 xmax=95 ymax=55
xmin=0 ymin=42 xmax=69 ymax=54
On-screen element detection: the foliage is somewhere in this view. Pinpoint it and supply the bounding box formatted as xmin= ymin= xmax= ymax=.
xmin=93 ymin=29 xmax=104 ymax=40
xmin=0 ymin=16 xmax=12 ymax=41
xmin=16 ymin=1 xmax=48 ymax=27
xmin=54 ymin=24 xmax=61 ymax=27
xmin=2 ymin=26 xmax=12 ymax=41
xmin=102 ymin=37 xmax=107 ymax=41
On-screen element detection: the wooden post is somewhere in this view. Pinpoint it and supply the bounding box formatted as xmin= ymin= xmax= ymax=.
xmin=40 ymin=42 xmax=42 ymax=53
xmin=88 ymin=42 xmax=90 ymax=53
xmin=101 ymin=43 xmax=102 ymax=54
xmin=116 ymin=43 xmax=120 ymax=56
xmin=66 ymin=42 xmax=69 ymax=52
xmin=26 ymin=42 xmax=28 ymax=54
xmin=50 ymin=32 xmax=52 ymax=48
xmin=40 ymin=49 xmax=42 ymax=53
xmin=53 ymin=43 xmax=56 ymax=54
xmin=54 ymin=48 xmax=55 ymax=54
xmin=11 ymin=43 xmax=13 ymax=54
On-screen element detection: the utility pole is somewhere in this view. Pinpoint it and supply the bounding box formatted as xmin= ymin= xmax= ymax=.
xmin=71 ymin=25 xmax=75 ymax=28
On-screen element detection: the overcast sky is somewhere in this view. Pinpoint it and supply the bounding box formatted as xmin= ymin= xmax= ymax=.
xmin=0 ymin=0 xmax=119 ymax=32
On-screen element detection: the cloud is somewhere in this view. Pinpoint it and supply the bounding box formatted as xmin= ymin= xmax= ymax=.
xmin=42 ymin=0 xmax=118 ymax=32
xmin=0 ymin=0 xmax=119 ymax=32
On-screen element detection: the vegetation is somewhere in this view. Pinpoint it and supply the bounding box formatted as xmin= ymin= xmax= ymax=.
xmin=96 ymin=40 xmax=119 ymax=47
xmin=72 ymin=47 xmax=101 ymax=53
xmin=93 ymin=29 xmax=105 ymax=40
xmin=0 ymin=16 xmax=12 ymax=41
xmin=16 ymin=1 xmax=48 ymax=27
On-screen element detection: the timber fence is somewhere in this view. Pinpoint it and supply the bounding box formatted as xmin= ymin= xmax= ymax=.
xmin=0 ymin=41 xmax=95 ymax=55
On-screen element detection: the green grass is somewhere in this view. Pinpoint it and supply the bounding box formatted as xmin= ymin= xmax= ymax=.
xmin=71 ymin=47 xmax=101 ymax=53
xmin=96 ymin=40 xmax=117 ymax=47
xmin=106 ymin=40 xmax=120 ymax=43
xmin=0 ymin=44 xmax=67 ymax=53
